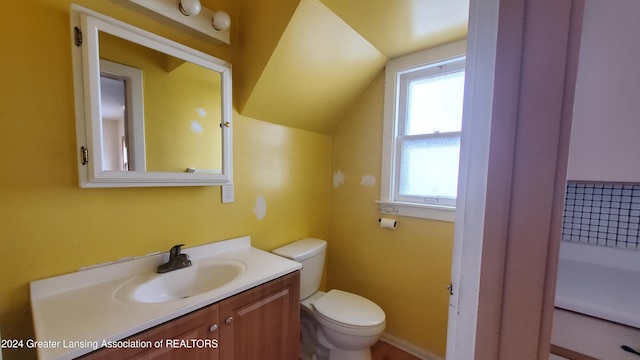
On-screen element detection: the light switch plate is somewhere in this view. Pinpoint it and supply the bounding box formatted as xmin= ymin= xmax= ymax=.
xmin=221 ymin=184 xmax=234 ymax=203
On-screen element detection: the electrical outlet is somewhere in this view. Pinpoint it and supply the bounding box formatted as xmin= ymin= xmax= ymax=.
xmin=221 ymin=184 xmax=234 ymax=203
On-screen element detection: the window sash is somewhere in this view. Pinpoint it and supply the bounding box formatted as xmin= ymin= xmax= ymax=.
xmin=394 ymin=131 xmax=461 ymax=207
xmin=397 ymin=60 xmax=466 ymax=139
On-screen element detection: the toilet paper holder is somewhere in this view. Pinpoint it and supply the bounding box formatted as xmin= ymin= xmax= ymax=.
xmin=378 ymin=217 xmax=397 ymax=229
xmin=378 ymin=205 xmax=398 ymax=229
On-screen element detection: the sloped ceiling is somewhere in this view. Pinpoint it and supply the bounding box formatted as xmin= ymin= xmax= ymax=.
xmin=237 ymin=0 xmax=469 ymax=134
xmin=323 ymin=0 xmax=469 ymax=59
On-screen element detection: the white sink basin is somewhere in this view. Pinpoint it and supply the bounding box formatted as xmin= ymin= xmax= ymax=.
xmin=115 ymin=259 xmax=246 ymax=303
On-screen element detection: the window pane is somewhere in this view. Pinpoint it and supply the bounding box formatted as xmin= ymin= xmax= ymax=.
xmin=406 ymin=70 xmax=465 ymax=135
xmin=399 ymin=136 xmax=460 ymax=198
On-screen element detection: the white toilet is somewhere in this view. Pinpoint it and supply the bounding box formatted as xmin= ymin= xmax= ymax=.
xmin=272 ymin=238 xmax=386 ymax=360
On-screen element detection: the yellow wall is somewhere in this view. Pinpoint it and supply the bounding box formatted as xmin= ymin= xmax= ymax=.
xmin=236 ymin=0 xmax=300 ymax=113
xmin=329 ymin=72 xmax=454 ymax=357
xmin=147 ymin=60 xmax=222 ymax=172
xmin=0 ymin=1 xmax=330 ymax=359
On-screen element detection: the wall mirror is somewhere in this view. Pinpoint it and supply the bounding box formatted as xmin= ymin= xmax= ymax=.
xmin=70 ymin=5 xmax=232 ymax=187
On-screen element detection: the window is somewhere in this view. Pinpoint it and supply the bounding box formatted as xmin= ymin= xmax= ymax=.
xmin=380 ymin=41 xmax=466 ymax=222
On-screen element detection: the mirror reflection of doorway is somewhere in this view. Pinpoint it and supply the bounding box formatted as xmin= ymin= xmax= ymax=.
xmin=99 ymin=59 xmax=145 ymax=172
xmin=100 ymin=74 xmax=127 ymax=171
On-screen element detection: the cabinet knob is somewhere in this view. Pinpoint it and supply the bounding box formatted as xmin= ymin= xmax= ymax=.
xmin=209 ymin=324 xmax=218 ymax=332
xmin=225 ymin=316 xmax=233 ymax=324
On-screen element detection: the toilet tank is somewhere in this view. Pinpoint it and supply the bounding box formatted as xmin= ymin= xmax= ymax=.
xmin=272 ymin=238 xmax=326 ymax=300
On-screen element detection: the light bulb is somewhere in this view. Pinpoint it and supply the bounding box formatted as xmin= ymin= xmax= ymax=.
xmin=212 ymin=11 xmax=231 ymax=31
xmin=179 ymin=0 xmax=202 ymax=16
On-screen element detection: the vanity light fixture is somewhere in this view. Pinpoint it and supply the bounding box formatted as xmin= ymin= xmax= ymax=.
xmin=179 ymin=0 xmax=202 ymax=16
xmin=121 ymin=0 xmax=231 ymax=44
xmin=212 ymin=11 xmax=231 ymax=31
xmin=178 ymin=0 xmax=230 ymax=31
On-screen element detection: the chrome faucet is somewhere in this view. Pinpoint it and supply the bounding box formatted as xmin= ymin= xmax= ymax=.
xmin=157 ymin=244 xmax=192 ymax=273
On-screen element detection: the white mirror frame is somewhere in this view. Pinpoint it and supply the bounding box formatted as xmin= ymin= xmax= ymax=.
xmin=70 ymin=4 xmax=233 ymax=188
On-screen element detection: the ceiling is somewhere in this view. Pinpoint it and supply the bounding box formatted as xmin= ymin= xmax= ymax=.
xmin=236 ymin=0 xmax=469 ymax=134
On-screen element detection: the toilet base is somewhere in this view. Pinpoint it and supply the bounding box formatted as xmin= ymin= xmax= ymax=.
xmin=301 ymin=311 xmax=330 ymax=360
xmin=328 ymin=348 xmax=372 ymax=360
xmin=300 ymin=309 xmax=377 ymax=360
xmin=317 ymin=324 xmax=375 ymax=360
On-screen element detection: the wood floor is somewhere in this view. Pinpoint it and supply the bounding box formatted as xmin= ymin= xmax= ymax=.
xmin=371 ymin=340 xmax=422 ymax=360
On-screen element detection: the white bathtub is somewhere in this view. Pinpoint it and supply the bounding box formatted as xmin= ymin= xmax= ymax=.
xmin=552 ymin=241 xmax=640 ymax=359
xmin=555 ymin=240 xmax=640 ymax=327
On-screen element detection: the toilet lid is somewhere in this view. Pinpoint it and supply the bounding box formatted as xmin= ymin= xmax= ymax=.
xmin=313 ymin=290 xmax=385 ymax=327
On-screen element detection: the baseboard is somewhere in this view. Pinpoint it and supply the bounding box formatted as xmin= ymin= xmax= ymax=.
xmin=379 ymin=333 xmax=444 ymax=360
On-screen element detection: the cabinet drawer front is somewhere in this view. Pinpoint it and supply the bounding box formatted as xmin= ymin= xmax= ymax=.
xmin=80 ymin=304 xmax=220 ymax=360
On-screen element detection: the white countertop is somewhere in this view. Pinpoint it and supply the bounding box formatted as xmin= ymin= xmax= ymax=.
xmin=30 ymin=236 xmax=301 ymax=360
xmin=555 ymin=241 xmax=640 ymax=328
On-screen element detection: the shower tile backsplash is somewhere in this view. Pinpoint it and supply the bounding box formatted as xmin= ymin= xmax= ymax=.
xmin=562 ymin=182 xmax=640 ymax=250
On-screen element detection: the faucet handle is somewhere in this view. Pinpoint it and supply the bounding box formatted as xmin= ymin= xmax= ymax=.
xmin=169 ymin=244 xmax=185 ymax=258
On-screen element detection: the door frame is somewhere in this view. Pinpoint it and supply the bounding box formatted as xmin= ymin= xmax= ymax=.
xmin=447 ymin=0 xmax=585 ymax=358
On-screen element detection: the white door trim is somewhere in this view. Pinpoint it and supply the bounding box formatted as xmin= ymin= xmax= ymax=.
xmin=447 ymin=0 xmax=584 ymax=358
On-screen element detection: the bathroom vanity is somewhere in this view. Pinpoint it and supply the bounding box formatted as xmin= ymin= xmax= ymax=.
xmin=30 ymin=237 xmax=302 ymax=360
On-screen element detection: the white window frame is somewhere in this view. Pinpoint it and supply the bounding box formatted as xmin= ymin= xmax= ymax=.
xmin=379 ymin=40 xmax=467 ymax=222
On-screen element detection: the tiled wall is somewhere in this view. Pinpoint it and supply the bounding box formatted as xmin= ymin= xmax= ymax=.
xmin=562 ymin=182 xmax=640 ymax=250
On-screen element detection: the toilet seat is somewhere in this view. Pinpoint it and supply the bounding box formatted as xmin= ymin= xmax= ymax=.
xmin=313 ymin=290 xmax=385 ymax=327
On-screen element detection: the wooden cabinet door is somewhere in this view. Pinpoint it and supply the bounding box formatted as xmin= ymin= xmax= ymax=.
xmin=80 ymin=304 xmax=220 ymax=360
xmin=219 ymin=272 xmax=300 ymax=360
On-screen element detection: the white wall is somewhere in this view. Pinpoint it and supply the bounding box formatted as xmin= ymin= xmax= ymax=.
xmin=567 ymin=0 xmax=640 ymax=182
